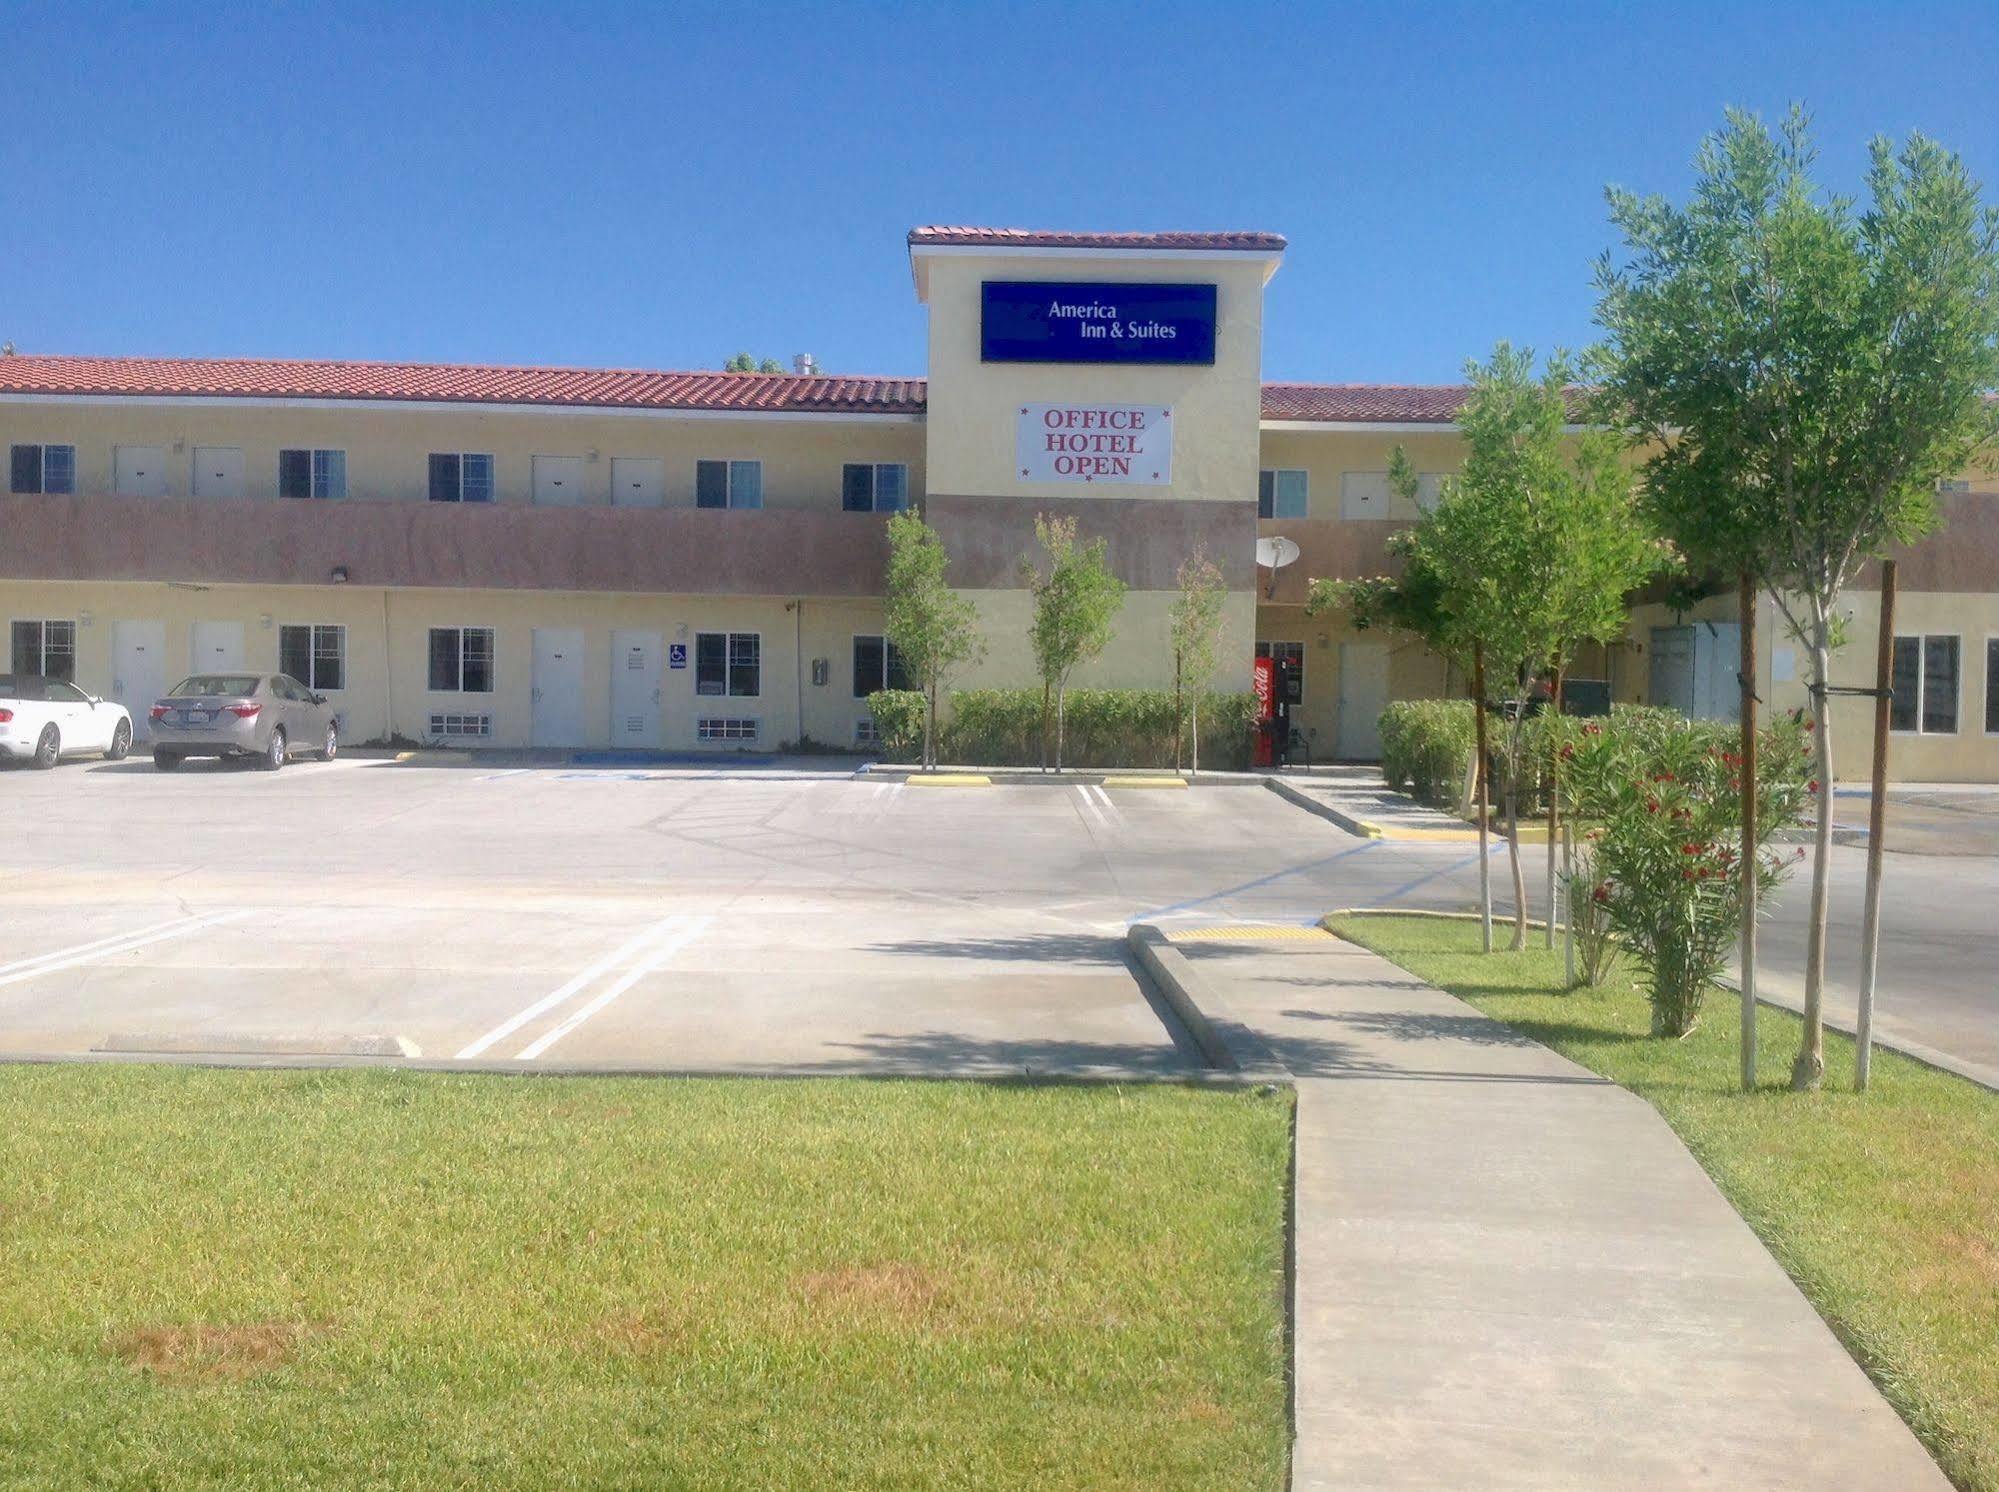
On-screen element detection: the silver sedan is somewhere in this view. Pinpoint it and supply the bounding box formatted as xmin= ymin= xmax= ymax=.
xmin=149 ymin=673 xmax=339 ymax=771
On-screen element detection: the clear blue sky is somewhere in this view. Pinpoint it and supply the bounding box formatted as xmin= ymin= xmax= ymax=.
xmin=6 ymin=1 xmax=1995 ymax=384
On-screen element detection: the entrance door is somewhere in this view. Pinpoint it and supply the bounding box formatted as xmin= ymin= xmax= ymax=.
xmin=531 ymin=628 xmax=587 ymax=746
xmin=1648 ymin=626 xmax=1694 ymax=714
xmin=112 ymin=620 xmax=167 ymax=740
xmin=610 ymin=630 xmax=662 ymax=746
xmin=191 ymin=445 xmax=245 ymax=498
xmin=1336 ymin=643 xmax=1390 ymax=760
xmin=531 ymin=455 xmax=588 ymax=506
xmin=190 ymin=620 xmax=245 ymax=672
xmin=114 ymin=444 xmax=169 ymax=497
xmin=609 ymin=457 xmax=664 ymax=507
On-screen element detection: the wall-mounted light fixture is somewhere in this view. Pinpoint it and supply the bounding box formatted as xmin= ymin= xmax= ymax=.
xmin=78 ymin=610 xmax=94 ymax=627
xmin=330 ymin=565 xmax=350 ymax=584
xmin=258 ymin=613 xmax=273 ymax=630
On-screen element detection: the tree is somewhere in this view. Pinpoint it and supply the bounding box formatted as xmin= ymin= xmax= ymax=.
xmin=723 ymin=353 xmax=785 ymax=373
xmin=1169 ymin=550 xmax=1228 ymax=775
xmin=882 ymin=509 xmax=984 ymax=771
xmin=1021 ymin=514 xmax=1126 ymax=771
xmin=1594 ymin=105 xmax=1999 ymax=1090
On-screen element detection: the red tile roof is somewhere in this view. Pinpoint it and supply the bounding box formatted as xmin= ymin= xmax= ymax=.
xmin=0 ymin=354 xmax=925 ymax=415
xmin=909 ymin=226 xmax=1287 ymax=253
xmin=0 ymin=354 xmax=1490 ymax=424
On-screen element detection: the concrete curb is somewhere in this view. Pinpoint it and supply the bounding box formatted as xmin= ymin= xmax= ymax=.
xmin=1262 ymin=775 xmax=1381 ymax=837
xmin=95 ymin=1032 xmax=421 ymax=1058
xmin=1126 ymin=924 xmax=1291 ymax=1078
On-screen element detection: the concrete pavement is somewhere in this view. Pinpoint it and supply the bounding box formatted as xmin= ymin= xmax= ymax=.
xmin=1147 ymin=928 xmax=1950 ymax=1491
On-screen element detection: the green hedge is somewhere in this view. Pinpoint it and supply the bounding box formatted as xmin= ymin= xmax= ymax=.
xmin=864 ymin=688 xmax=1260 ymax=770
xmin=1381 ymin=698 xmax=1693 ymax=810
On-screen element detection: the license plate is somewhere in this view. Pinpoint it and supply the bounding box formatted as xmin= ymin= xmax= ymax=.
xmin=183 ymin=710 xmax=210 ymax=724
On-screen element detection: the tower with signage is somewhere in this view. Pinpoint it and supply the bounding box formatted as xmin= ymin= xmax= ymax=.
xmin=907 ymin=228 xmax=1285 ymax=700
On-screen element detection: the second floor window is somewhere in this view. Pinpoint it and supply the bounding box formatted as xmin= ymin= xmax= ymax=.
xmin=842 ymin=463 xmax=909 ymax=512
xmin=280 ymin=448 xmax=346 ymax=500
xmin=696 ymin=460 xmax=762 ymax=510
xmin=853 ymin=635 xmax=910 ymax=697
xmin=428 ymin=627 xmax=495 ymax=692
xmin=279 ymin=624 xmax=347 ymax=691
xmin=429 ymin=453 xmax=495 ymax=503
xmin=696 ymin=632 xmax=760 ymax=696
xmin=10 ymin=619 xmax=76 ymax=680
xmin=10 ymin=443 xmax=75 ymax=495
xmin=1258 ymin=469 xmax=1307 ymax=519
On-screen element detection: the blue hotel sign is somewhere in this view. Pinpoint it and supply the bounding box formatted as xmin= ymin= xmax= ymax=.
xmin=981 ymin=281 xmax=1217 ymax=365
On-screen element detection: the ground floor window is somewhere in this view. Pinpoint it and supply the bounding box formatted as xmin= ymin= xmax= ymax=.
xmin=697 ymin=632 xmax=760 ymax=696
xmin=1256 ymin=640 xmax=1305 ymax=699
xmin=1891 ymin=634 xmax=1958 ymax=734
xmin=10 ymin=619 xmax=76 ymax=680
xmin=428 ymin=627 xmax=495 ymax=692
xmin=697 ymin=716 xmax=760 ymax=742
xmin=853 ymin=634 xmax=910 ymax=696
xmin=428 ymin=712 xmax=491 ymax=738
xmin=279 ymin=624 xmax=346 ymax=691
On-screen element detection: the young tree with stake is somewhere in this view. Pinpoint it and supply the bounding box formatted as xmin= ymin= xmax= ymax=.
xmin=1595 ymin=105 xmax=1999 ymax=1090
xmin=1022 ymin=515 xmax=1127 ymax=772
xmin=882 ymin=509 xmax=984 ymax=772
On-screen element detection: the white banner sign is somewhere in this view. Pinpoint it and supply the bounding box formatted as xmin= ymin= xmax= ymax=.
xmin=1015 ymin=403 xmax=1172 ymax=485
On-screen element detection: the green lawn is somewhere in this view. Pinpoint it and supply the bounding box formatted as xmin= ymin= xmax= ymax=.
xmin=0 ymin=1068 xmax=1291 ymax=1491
xmin=1328 ymin=913 xmax=1999 ymax=1492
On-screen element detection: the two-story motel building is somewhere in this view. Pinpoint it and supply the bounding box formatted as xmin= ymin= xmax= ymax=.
xmin=3 ymin=227 xmax=1995 ymax=778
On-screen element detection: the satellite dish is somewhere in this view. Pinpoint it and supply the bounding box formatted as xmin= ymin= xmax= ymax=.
xmin=1255 ymin=536 xmax=1300 ymax=570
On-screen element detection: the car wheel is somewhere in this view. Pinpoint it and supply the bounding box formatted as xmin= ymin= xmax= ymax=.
xmin=153 ymin=749 xmax=183 ymax=772
xmin=260 ymin=728 xmax=287 ymax=771
xmin=316 ymin=723 xmax=338 ymax=762
xmin=106 ymin=719 xmax=133 ymax=761
xmin=32 ymin=725 xmax=59 ymax=770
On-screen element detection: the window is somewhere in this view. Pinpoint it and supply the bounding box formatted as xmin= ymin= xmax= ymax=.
xmin=428 ymin=712 xmax=491 ymax=738
xmin=852 ymin=635 xmax=910 ymax=697
xmin=1988 ymin=640 xmax=1999 ymax=736
xmin=10 ymin=444 xmax=75 ymax=495
xmin=279 ymin=448 xmax=346 ymax=499
xmin=1890 ymin=634 xmax=1959 ymax=734
xmin=696 ymin=459 xmax=762 ymax=509
xmin=1256 ymin=640 xmax=1305 ymax=700
xmin=10 ymin=619 xmax=76 ymax=680
xmin=428 ymin=453 xmax=494 ymax=503
xmin=842 ymin=463 xmax=909 ymax=513
xmin=855 ymin=718 xmax=883 ymax=747
xmin=1257 ymin=469 xmax=1308 ymax=520
xmin=279 ymin=624 xmax=346 ymax=691
xmin=696 ymin=632 xmax=760 ymax=697
xmin=428 ymin=627 xmax=495 ymax=693
xmin=697 ymin=717 xmax=760 ymax=742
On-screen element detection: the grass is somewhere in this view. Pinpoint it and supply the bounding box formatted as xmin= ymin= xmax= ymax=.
xmin=0 ymin=1067 xmax=1291 ymax=1491
xmin=1327 ymin=912 xmax=1999 ymax=1492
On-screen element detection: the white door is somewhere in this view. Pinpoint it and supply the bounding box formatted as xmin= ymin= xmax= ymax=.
xmin=531 ymin=628 xmax=587 ymax=747
xmin=610 ymin=629 xmax=662 ymax=746
xmin=1648 ymin=626 xmax=1694 ymax=714
xmin=609 ymin=457 xmax=664 ymax=508
xmin=190 ymin=620 xmax=245 ymax=672
xmin=531 ymin=455 xmax=588 ymax=507
xmin=112 ymin=619 xmax=167 ymax=740
xmin=191 ymin=445 xmax=245 ymax=498
xmin=1340 ymin=471 xmax=1390 ymax=521
xmin=1336 ymin=643 xmax=1390 ymax=760
xmin=114 ymin=444 xmax=169 ymax=497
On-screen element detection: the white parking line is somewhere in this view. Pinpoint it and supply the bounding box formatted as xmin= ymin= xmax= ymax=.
xmin=0 ymin=911 xmax=247 ymax=990
xmin=1073 ymin=784 xmax=1108 ymax=829
xmin=453 ymin=916 xmax=685 ymax=1059
xmin=1089 ymin=784 xmax=1124 ymax=828
xmin=515 ymin=915 xmax=710 ymax=1060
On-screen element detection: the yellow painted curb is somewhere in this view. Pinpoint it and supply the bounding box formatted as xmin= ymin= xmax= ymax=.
xmin=1102 ymin=776 xmax=1188 ymax=789
xmin=394 ymin=751 xmax=417 ymax=762
xmin=1165 ymin=925 xmax=1337 ymax=943
xmin=904 ymin=773 xmax=991 ymax=787
xmin=1377 ymin=826 xmax=1481 ymax=843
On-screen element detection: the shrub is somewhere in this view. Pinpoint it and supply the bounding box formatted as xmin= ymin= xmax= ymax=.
xmin=1559 ymin=710 xmax=1813 ymax=1035
xmin=865 ymin=690 xmax=927 ymax=762
xmin=1378 ymin=699 xmax=1477 ymax=804
xmin=862 ymin=688 xmax=1258 ymax=770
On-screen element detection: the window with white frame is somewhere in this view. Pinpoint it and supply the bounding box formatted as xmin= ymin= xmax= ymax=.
xmin=852 ymin=634 xmax=910 ymax=697
xmin=428 ymin=712 xmax=491 ymax=738
xmin=279 ymin=448 xmax=346 ymax=499
xmin=9 ymin=443 xmax=75 ymax=495
xmin=696 ymin=632 xmax=760 ymax=696
xmin=279 ymin=624 xmax=346 ymax=691
xmin=1890 ymin=634 xmax=1959 ymax=734
xmin=1258 ymin=469 xmax=1307 ymax=519
xmin=695 ymin=459 xmax=763 ymax=509
xmin=842 ymin=463 xmax=909 ymax=512
xmin=10 ymin=619 xmax=76 ymax=680
xmin=855 ymin=717 xmax=883 ymax=747
xmin=1255 ymin=640 xmax=1306 ymax=700
xmin=698 ymin=717 xmax=760 ymax=742
xmin=1988 ymin=639 xmax=1999 ymax=736
xmin=428 ymin=453 xmax=494 ymax=503
xmin=427 ymin=627 xmax=495 ymax=693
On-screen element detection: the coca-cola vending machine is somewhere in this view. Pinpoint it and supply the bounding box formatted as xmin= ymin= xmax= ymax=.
xmin=1251 ymin=656 xmax=1276 ymax=767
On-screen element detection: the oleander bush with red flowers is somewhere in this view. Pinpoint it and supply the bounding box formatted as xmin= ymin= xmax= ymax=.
xmin=1554 ymin=709 xmax=1814 ymax=1036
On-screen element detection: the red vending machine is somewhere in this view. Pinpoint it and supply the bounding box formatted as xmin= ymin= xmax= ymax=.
xmin=1250 ymin=655 xmax=1276 ymax=768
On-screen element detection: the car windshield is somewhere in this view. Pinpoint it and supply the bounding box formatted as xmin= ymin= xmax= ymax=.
xmin=169 ymin=675 xmax=262 ymax=698
xmin=0 ymin=675 xmax=49 ymax=700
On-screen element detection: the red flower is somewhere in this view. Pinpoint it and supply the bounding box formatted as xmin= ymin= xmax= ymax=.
xmin=1645 ymin=798 xmax=1660 ymax=813
xmin=1807 ymin=779 xmax=1820 ymax=794
xmin=1681 ymin=868 xmax=1697 ymax=880
xmin=1592 ymin=884 xmax=1610 ymax=904
xmin=1582 ymin=724 xmax=1601 ymax=736
xmin=1803 ymin=718 xmax=1816 ymax=732
xmin=1681 ymin=843 xmax=1701 ymax=854
xmin=1559 ymin=744 xmax=1576 ymax=761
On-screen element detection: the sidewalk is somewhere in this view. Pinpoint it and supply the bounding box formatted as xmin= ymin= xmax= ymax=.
xmin=1145 ymin=926 xmax=1949 ymax=1491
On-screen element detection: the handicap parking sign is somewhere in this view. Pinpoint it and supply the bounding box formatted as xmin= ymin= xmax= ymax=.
xmin=668 ymin=643 xmax=687 ymax=669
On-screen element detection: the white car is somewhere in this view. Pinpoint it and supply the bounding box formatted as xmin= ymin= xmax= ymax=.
xmin=0 ymin=674 xmax=135 ymax=768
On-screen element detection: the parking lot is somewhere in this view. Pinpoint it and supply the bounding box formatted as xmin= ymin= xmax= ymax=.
xmin=2 ymin=756 xmax=1994 ymax=1079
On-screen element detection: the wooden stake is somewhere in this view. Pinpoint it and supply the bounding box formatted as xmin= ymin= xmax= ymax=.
xmin=1473 ymin=641 xmax=1493 ymax=953
xmin=1855 ymin=560 xmax=1897 ymax=1093
xmin=1739 ymin=573 xmax=1758 ymax=1092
